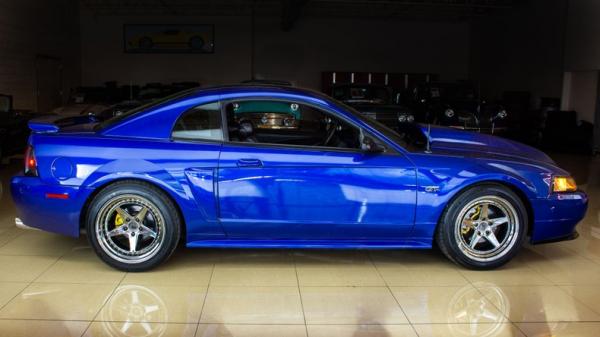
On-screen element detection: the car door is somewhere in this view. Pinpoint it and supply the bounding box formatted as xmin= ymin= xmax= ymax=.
xmin=216 ymin=99 xmax=417 ymax=241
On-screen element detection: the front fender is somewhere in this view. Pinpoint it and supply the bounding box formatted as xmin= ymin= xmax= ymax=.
xmin=411 ymin=155 xmax=551 ymax=239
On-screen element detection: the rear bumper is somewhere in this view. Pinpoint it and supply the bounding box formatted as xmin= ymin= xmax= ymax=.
xmin=10 ymin=175 xmax=94 ymax=237
xmin=530 ymin=191 xmax=588 ymax=243
xmin=15 ymin=217 xmax=39 ymax=231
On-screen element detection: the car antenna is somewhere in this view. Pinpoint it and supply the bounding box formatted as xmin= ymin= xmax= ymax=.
xmin=425 ymin=123 xmax=432 ymax=154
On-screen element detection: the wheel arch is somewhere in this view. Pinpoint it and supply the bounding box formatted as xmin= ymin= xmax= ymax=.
xmin=435 ymin=179 xmax=534 ymax=238
xmin=79 ymin=177 xmax=187 ymax=241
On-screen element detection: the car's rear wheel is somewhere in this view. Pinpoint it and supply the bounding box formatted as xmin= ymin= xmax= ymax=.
xmin=86 ymin=181 xmax=180 ymax=271
xmin=436 ymin=184 xmax=527 ymax=269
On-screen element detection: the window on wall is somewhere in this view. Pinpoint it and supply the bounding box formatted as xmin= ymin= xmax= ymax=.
xmin=224 ymin=100 xmax=362 ymax=150
xmin=172 ymin=102 xmax=223 ymax=141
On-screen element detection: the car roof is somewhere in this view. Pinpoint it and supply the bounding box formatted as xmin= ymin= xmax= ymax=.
xmin=99 ymin=84 xmax=337 ymax=139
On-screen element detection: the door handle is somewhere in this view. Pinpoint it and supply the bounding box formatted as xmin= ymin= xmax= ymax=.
xmin=236 ymin=158 xmax=263 ymax=167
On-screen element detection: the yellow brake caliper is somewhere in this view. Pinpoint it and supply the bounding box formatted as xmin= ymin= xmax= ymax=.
xmin=461 ymin=206 xmax=480 ymax=234
xmin=115 ymin=213 xmax=124 ymax=227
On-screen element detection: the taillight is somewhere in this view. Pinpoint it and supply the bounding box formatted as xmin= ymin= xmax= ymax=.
xmin=24 ymin=145 xmax=38 ymax=176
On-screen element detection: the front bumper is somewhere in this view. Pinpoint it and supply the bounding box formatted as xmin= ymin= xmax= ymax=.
xmin=11 ymin=175 xmax=94 ymax=237
xmin=530 ymin=191 xmax=588 ymax=243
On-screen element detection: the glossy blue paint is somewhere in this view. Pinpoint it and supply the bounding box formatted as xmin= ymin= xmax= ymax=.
xmin=11 ymin=85 xmax=587 ymax=249
xmin=218 ymin=143 xmax=416 ymax=240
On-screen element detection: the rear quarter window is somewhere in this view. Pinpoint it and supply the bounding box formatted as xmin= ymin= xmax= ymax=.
xmin=172 ymin=102 xmax=223 ymax=141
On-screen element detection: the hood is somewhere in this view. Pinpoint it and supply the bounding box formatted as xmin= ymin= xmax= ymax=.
xmin=421 ymin=125 xmax=554 ymax=165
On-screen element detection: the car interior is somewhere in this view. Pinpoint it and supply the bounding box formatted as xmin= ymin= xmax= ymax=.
xmin=224 ymin=100 xmax=362 ymax=150
xmin=171 ymin=99 xmax=432 ymax=153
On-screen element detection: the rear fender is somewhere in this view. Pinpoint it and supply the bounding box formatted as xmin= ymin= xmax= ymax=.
xmin=81 ymin=159 xmax=223 ymax=241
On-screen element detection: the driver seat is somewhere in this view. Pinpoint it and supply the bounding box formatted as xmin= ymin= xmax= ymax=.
xmin=226 ymin=105 xmax=258 ymax=143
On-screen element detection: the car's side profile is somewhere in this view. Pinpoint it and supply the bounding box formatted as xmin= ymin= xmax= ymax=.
xmin=11 ymin=85 xmax=588 ymax=271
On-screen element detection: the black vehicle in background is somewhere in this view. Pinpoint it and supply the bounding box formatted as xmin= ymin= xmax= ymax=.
xmin=0 ymin=94 xmax=35 ymax=160
xmin=330 ymin=84 xmax=416 ymax=131
xmin=410 ymin=81 xmax=509 ymax=135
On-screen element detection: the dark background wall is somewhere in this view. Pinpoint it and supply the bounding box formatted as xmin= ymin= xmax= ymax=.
xmin=469 ymin=0 xmax=567 ymax=106
xmin=79 ymin=11 xmax=470 ymax=89
xmin=0 ymin=0 xmax=598 ymax=119
xmin=0 ymin=0 xmax=81 ymax=111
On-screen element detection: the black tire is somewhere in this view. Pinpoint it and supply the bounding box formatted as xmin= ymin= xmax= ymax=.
xmin=435 ymin=184 xmax=527 ymax=270
xmin=86 ymin=180 xmax=181 ymax=272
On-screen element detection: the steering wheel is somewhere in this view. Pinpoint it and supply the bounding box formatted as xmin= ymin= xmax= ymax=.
xmin=323 ymin=118 xmax=340 ymax=146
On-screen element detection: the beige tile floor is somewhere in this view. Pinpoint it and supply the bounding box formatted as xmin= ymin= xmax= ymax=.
xmin=0 ymin=153 xmax=598 ymax=337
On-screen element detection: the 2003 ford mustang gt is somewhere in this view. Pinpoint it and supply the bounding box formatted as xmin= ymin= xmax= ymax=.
xmin=11 ymin=85 xmax=587 ymax=271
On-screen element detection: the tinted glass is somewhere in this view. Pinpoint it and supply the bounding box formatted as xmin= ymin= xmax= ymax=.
xmin=225 ymin=100 xmax=361 ymax=150
xmin=172 ymin=102 xmax=223 ymax=141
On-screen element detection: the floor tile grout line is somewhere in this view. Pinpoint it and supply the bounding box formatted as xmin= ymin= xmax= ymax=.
xmin=79 ymin=268 xmax=129 ymax=337
xmin=553 ymin=284 xmax=600 ymax=318
xmin=367 ymin=251 xmax=420 ymax=337
xmin=454 ymin=252 xmax=518 ymax=327
xmin=0 ymin=240 xmax=73 ymax=314
xmin=558 ymin=242 xmax=600 ymax=267
xmin=509 ymin=320 xmax=529 ymax=337
xmin=522 ymin=244 xmax=577 ymax=284
xmin=292 ymin=250 xmax=310 ymax=337
xmin=0 ymin=240 xmax=97 ymax=337
xmin=0 ymin=226 xmax=27 ymax=250
xmin=193 ymin=261 xmax=216 ymax=337
xmin=470 ymin=281 xmax=514 ymax=325
xmin=3 ymin=318 xmax=600 ymax=324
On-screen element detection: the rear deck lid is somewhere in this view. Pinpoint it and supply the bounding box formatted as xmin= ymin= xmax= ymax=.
xmin=28 ymin=116 xmax=61 ymax=133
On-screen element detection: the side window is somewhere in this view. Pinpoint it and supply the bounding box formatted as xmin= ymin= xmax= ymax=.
xmin=172 ymin=102 xmax=223 ymax=141
xmin=224 ymin=100 xmax=361 ymax=150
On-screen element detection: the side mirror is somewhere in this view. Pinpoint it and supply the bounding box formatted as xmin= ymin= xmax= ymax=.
xmin=361 ymin=135 xmax=385 ymax=153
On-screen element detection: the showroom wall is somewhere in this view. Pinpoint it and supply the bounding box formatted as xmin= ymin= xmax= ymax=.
xmin=79 ymin=9 xmax=470 ymax=90
xmin=0 ymin=0 xmax=80 ymax=111
xmin=563 ymin=0 xmax=600 ymax=124
xmin=469 ymin=0 xmax=567 ymax=106
xmin=565 ymin=0 xmax=600 ymax=72
xmin=563 ymin=0 xmax=600 ymax=150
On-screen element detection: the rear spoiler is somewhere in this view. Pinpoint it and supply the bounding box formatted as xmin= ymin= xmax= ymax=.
xmin=28 ymin=115 xmax=61 ymax=133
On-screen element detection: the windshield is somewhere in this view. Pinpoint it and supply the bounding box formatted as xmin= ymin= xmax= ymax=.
xmin=96 ymin=89 xmax=195 ymax=130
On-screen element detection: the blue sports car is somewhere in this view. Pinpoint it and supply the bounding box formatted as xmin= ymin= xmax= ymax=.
xmin=11 ymin=85 xmax=587 ymax=271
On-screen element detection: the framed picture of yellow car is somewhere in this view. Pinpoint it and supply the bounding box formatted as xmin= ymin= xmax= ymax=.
xmin=124 ymin=24 xmax=215 ymax=53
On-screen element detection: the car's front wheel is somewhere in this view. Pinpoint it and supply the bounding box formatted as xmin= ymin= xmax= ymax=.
xmin=86 ymin=181 xmax=180 ymax=271
xmin=436 ymin=184 xmax=527 ymax=269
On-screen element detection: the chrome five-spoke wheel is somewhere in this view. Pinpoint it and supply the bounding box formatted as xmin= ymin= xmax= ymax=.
xmin=436 ymin=184 xmax=527 ymax=269
xmin=87 ymin=181 xmax=181 ymax=271
xmin=96 ymin=194 xmax=164 ymax=264
xmin=454 ymin=196 xmax=519 ymax=262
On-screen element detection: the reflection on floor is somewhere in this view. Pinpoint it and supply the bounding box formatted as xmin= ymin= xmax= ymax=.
xmin=0 ymin=153 xmax=599 ymax=337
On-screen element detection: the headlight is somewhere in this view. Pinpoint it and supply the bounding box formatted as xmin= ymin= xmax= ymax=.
xmin=398 ymin=115 xmax=407 ymax=122
xmin=552 ymin=176 xmax=577 ymax=192
xmin=406 ymin=115 xmax=415 ymax=123
xmin=444 ymin=108 xmax=455 ymax=118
